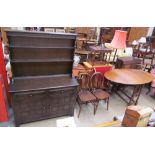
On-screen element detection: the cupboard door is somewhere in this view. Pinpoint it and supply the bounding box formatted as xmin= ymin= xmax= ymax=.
xmin=12 ymin=86 xmax=77 ymax=126
xmin=42 ymin=90 xmax=60 ymax=117
xmin=43 ymin=87 xmax=77 ymax=117
xmin=12 ymin=91 xmax=45 ymax=125
xmin=62 ymin=88 xmax=77 ymax=115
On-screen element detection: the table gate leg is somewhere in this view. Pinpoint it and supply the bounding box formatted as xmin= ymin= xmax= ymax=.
xmin=134 ymin=85 xmax=143 ymax=105
xmin=129 ymin=85 xmax=143 ymax=105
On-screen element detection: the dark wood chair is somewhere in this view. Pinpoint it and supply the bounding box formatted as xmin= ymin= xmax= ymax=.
xmin=90 ymin=72 xmax=110 ymax=114
xmin=87 ymin=47 xmax=112 ymax=65
xmin=141 ymin=44 xmax=155 ymax=72
xmin=132 ymin=43 xmax=155 ymax=72
xmin=77 ymin=72 xmax=97 ymax=117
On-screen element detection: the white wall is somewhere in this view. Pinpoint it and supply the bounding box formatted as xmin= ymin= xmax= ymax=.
xmin=96 ymin=27 xmax=101 ymax=42
xmin=147 ymin=27 xmax=154 ymax=36
xmin=11 ymin=27 xmax=25 ymax=30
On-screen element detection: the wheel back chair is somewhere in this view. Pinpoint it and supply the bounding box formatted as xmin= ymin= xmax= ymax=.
xmin=77 ymin=71 xmax=110 ymax=117
xmin=132 ymin=43 xmax=155 ymax=72
xmin=90 ymin=72 xmax=110 ymax=113
xmin=77 ymin=72 xmax=97 ymax=117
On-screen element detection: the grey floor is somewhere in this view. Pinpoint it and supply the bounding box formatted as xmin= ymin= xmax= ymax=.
xmin=0 ymin=87 xmax=155 ymax=127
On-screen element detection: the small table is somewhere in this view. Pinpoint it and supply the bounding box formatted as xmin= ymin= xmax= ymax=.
xmin=72 ymin=64 xmax=86 ymax=77
xmin=75 ymin=50 xmax=92 ymax=63
xmin=89 ymin=45 xmax=112 ymax=65
xmin=83 ymin=62 xmax=113 ymax=74
xmin=104 ymin=69 xmax=154 ymax=105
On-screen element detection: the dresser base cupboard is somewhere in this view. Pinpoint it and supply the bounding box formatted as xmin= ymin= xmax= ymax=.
xmin=9 ymin=75 xmax=78 ymax=126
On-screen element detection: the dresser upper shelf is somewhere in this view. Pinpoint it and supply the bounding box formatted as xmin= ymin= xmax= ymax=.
xmin=6 ymin=30 xmax=76 ymax=47
xmin=9 ymin=45 xmax=75 ymax=49
xmin=11 ymin=58 xmax=73 ymax=63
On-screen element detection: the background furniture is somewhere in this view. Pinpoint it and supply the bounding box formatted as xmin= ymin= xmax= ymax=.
xmin=74 ymin=50 xmax=91 ymax=63
xmin=88 ymin=45 xmax=112 ymax=65
xmin=76 ymin=27 xmax=97 ymax=40
xmin=99 ymin=27 xmax=131 ymax=45
xmin=132 ymin=43 xmax=155 ymax=72
xmin=104 ymin=69 xmax=154 ymax=105
xmin=105 ymin=30 xmax=127 ymax=63
xmin=83 ymin=62 xmax=112 ymax=75
xmin=7 ymin=30 xmax=78 ymax=126
xmin=72 ymin=64 xmax=87 ymax=77
xmin=95 ymin=106 xmax=155 ymax=127
xmin=122 ymin=105 xmax=153 ymax=127
xmin=115 ymin=57 xmax=142 ymax=69
xmin=113 ymin=106 xmax=155 ymax=127
xmin=149 ymin=65 xmax=155 ymax=96
xmin=76 ymin=37 xmax=88 ymax=50
xmin=140 ymin=44 xmax=155 ymax=72
xmin=75 ymin=27 xmax=98 ymax=50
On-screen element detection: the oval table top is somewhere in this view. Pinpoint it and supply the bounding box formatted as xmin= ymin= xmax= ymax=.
xmin=104 ymin=69 xmax=154 ymax=85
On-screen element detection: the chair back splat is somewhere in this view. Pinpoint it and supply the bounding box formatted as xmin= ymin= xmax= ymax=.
xmin=91 ymin=72 xmax=105 ymax=90
xmin=90 ymin=72 xmax=110 ymax=112
xmin=78 ymin=72 xmax=91 ymax=90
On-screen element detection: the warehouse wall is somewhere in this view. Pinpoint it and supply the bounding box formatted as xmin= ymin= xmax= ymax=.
xmin=147 ymin=27 xmax=154 ymax=36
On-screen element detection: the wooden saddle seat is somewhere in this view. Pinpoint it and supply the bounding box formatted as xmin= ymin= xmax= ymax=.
xmin=92 ymin=89 xmax=110 ymax=100
xmin=78 ymin=90 xmax=96 ymax=102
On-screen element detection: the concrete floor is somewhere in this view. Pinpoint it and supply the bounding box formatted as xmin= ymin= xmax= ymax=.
xmin=0 ymin=87 xmax=155 ymax=127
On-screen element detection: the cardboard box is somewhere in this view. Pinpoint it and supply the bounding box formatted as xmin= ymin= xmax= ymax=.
xmin=122 ymin=106 xmax=153 ymax=127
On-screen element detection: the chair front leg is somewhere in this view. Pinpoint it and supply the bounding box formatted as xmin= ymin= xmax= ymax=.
xmin=78 ymin=102 xmax=82 ymax=118
xmin=77 ymin=97 xmax=82 ymax=118
xmin=106 ymin=98 xmax=109 ymax=110
xmin=93 ymin=100 xmax=99 ymax=115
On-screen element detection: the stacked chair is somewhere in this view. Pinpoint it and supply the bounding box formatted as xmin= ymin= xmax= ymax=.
xmin=132 ymin=43 xmax=155 ymax=72
xmin=77 ymin=72 xmax=110 ymax=117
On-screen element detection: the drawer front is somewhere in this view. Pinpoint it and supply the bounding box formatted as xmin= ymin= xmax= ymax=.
xmin=11 ymin=87 xmax=77 ymax=126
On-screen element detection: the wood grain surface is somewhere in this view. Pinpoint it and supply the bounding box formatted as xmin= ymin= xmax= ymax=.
xmin=104 ymin=69 xmax=154 ymax=85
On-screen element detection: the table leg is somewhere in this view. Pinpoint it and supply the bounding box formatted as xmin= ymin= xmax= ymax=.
xmin=134 ymin=85 xmax=143 ymax=105
xmin=91 ymin=51 xmax=95 ymax=66
xmin=111 ymin=83 xmax=143 ymax=105
xmin=121 ymin=85 xmax=143 ymax=105
xmin=113 ymin=49 xmax=117 ymax=63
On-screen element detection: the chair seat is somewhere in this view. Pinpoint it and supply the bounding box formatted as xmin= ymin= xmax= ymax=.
xmin=79 ymin=90 xmax=96 ymax=102
xmin=92 ymin=89 xmax=110 ymax=100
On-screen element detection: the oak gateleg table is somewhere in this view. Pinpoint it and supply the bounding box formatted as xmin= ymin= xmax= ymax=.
xmin=104 ymin=69 xmax=154 ymax=105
